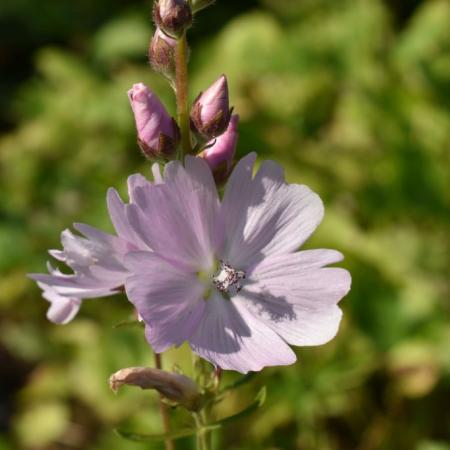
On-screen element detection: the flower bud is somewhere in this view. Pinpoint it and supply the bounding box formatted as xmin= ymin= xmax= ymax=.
xmin=109 ymin=367 xmax=203 ymax=411
xmin=191 ymin=74 xmax=232 ymax=141
xmin=153 ymin=0 xmax=192 ymax=38
xmin=199 ymin=114 xmax=239 ymax=183
xmin=128 ymin=83 xmax=180 ymax=159
xmin=149 ymin=27 xmax=177 ymax=76
xmin=191 ymin=0 xmax=215 ymax=13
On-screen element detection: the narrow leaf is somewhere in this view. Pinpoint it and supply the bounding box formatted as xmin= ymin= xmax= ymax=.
xmin=115 ymin=427 xmax=197 ymax=442
xmin=113 ymin=319 xmax=144 ymax=329
xmin=115 ymin=424 xmax=221 ymax=442
xmin=220 ymin=372 xmax=256 ymax=393
xmin=212 ymin=386 xmax=266 ymax=426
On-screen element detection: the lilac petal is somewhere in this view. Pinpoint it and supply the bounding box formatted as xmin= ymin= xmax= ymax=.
xmin=221 ymin=155 xmax=324 ymax=267
xmin=58 ymin=227 xmax=124 ymax=274
xmin=30 ymin=273 xmax=120 ymax=297
xmin=73 ymin=223 xmax=131 ymax=256
xmin=124 ymin=251 xmax=205 ymax=353
xmin=127 ymin=174 xmax=154 ymax=203
xmin=59 ymin=229 xmax=95 ymax=268
xmin=126 ymin=157 xmax=221 ymax=270
xmin=72 ymin=222 xmax=116 ymax=244
xmin=189 ymin=292 xmax=296 ymax=373
xmin=38 ymin=283 xmax=82 ymax=324
xmin=47 ymin=297 xmax=81 ymax=324
xmin=106 ymin=188 xmax=144 ymax=247
xmin=241 ymin=252 xmax=351 ymax=346
xmin=247 ymin=249 xmax=344 ymax=274
xmin=164 ymin=156 xmax=222 ymax=254
xmin=48 ymin=249 xmax=66 ymax=261
xmin=151 ymin=163 xmax=163 ymax=184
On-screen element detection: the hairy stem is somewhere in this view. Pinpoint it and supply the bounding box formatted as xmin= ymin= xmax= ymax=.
xmin=154 ymin=353 xmax=175 ymax=450
xmin=175 ymin=32 xmax=191 ymax=159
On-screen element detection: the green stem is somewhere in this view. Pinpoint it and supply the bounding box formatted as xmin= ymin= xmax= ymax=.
xmin=155 ymin=353 xmax=175 ymax=450
xmin=175 ymin=32 xmax=191 ymax=159
xmin=194 ymin=412 xmax=212 ymax=450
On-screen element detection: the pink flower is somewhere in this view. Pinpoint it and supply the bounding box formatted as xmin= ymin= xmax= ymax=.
xmin=128 ymin=83 xmax=180 ymax=159
xmin=31 ymin=155 xmax=351 ymax=373
xmin=123 ymin=154 xmax=351 ymax=373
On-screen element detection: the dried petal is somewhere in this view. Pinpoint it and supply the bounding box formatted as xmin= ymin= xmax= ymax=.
xmin=109 ymin=367 xmax=202 ymax=411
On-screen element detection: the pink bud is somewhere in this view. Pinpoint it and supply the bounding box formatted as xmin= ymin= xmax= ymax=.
xmin=153 ymin=0 xmax=192 ymax=38
xmin=200 ymin=114 xmax=239 ymax=183
xmin=128 ymin=83 xmax=180 ymax=159
xmin=191 ymin=74 xmax=232 ymax=141
xmin=149 ymin=27 xmax=177 ymax=76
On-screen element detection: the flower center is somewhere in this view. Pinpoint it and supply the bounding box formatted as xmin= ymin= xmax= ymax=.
xmin=212 ymin=260 xmax=246 ymax=296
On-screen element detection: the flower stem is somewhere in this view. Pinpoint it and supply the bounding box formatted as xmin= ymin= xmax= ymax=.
xmin=194 ymin=411 xmax=212 ymax=450
xmin=175 ymin=32 xmax=191 ymax=159
xmin=154 ymin=353 xmax=175 ymax=450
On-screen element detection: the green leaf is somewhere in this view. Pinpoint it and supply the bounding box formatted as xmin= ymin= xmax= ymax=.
xmin=112 ymin=320 xmax=144 ymax=329
xmin=220 ymin=372 xmax=256 ymax=393
xmin=115 ymin=427 xmax=197 ymax=442
xmin=212 ymin=386 xmax=266 ymax=426
xmin=115 ymin=425 xmax=221 ymax=442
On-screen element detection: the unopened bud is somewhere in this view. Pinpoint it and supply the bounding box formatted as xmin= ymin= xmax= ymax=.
xmin=191 ymin=74 xmax=232 ymax=141
xmin=109 ymin=367 xmax=202 ymax=411
xmin=128 ymin=83 xmax=180 ymax=160
xmin=149 ymin=27 xmax=177 ymax=76
xmin=153 ymin=0 xmax=192 ymax=38
xmin=199 ymin=114 xmax=239 ymax=183
xmin=191 ymin=0 xmax=215 ymax=13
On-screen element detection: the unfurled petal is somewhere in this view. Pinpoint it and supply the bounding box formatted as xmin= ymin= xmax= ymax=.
xmin=125 ymin=251 xmax=205 ymax=353
xmin=38 ymin=282 xmax=81 ymax=324
xmin=30 ymin=220 xmax=134 ymax=323
xmin=189 ymin=292 xmax=296 ymax=373
xmin=106 ymin=189 xmax=146 ymax=248
xmin=30 ymin=272 xmax=121 ymax=297
xmin=241 ymin=252 xmax=351 ymax=346
xmin=221 ymin=155 xmax=324 ymax=267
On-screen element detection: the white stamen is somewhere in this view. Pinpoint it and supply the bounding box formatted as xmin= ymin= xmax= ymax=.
xmin=212 ymin=261 xmax=245 ymax=296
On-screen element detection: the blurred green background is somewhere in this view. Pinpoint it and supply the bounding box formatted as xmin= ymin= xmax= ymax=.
xmin=1 ymin=0 xmax=449 ymax=449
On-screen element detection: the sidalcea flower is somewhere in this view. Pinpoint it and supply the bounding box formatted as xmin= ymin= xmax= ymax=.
xmin=29 ymin=173 xmax=160 ymax=323
xmin=199 ymin=114 xmax=239 ymax=183
xmin=128 ymin=83 xmax=180 ymax=160
xmin=122 ymin=154 xmax=351 ymax=373
xmin=149 ymin=27 xmax=177 ymax=76
xmin=191 ymin=74 xmax=232 ymax=141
